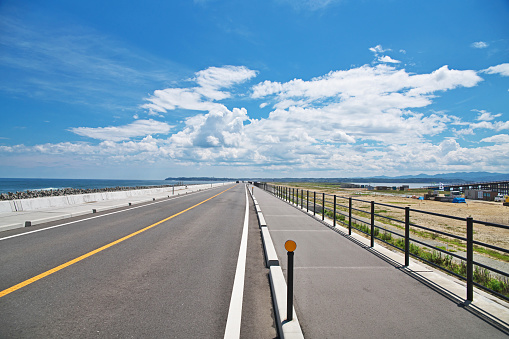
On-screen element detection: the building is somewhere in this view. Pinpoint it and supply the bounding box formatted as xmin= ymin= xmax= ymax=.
xmin=464 ymin=189 xmax=498 ymax=201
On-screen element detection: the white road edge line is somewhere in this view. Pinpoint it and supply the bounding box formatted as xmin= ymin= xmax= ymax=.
xmin=224 ymin=185 xmax=249 ymax=339
xmin=0 ymin=187 xmax=214 ymax=242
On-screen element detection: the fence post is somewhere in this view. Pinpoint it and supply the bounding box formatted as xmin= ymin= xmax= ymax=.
xmin=405 ymin=207 xmax=410 ymax=266
xmin=301 ymin=190 xmax=303 ymax=209
xmin=467 ymin=217 xmax=474 ymax=301
xmin=285 ymin=240 xmax=297 ymax=321
xmin=313 ymin=192 xmax=316 ymax=216
xmin=333 ymin=195 xmax=337 ymax=227
xmin=322 ymin=193 xmax=325 ymax=221
xmin=371 ymin=201 xmax=375 ymax=247
xmin=348 ymin=197 xmax=352 ymax=235
xmin=306 ymin=190 xmax=309 ymax=212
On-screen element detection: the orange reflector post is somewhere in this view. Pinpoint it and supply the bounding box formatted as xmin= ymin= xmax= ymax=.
xmin=285 ymin=239 xmax=297 ymax=252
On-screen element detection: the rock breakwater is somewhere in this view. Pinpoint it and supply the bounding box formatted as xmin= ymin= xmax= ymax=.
xmin=0 ymin=185 xmax=177 ymax=201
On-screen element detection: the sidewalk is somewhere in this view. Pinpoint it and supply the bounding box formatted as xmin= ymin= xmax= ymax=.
xmin=254 ymin=187 xmax=509 ymax=338
xmin=0 ymin=183 xmax=230 ymax=233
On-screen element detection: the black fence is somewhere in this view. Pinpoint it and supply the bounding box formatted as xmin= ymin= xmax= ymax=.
xmin=256 ymin=183 xmax=509 ymax=302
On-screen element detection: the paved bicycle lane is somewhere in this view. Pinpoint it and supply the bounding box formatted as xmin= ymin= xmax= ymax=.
xmin=254 ymin=187 xmax=509 ymax=338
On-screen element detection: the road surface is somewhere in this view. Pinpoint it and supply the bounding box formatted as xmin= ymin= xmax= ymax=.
xmin=0 ymin=184 xmax=277 ymax=338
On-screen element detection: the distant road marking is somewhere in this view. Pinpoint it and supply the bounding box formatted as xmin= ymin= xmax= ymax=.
xmin=224 ymin=185 xmax=249 ymax=338
xmin=0 ymin=186 xmax=220 ymax=242
xmin=0 ymin=185 xmax=237 ymax=299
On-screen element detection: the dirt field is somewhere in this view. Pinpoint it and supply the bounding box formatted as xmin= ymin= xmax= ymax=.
xmin=285 ymin=184 xmax=509 ymax=251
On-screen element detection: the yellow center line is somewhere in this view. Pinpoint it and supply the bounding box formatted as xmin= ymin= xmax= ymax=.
xmin=0 ymin=184 xmax=237 ymax=298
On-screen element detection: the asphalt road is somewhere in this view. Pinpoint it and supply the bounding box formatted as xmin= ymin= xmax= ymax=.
xmin=0 ymin=184 xmax=276 ymax=338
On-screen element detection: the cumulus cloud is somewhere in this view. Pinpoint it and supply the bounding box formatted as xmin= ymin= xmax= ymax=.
xmin=471 ymin=41 xmax=489 ymax=49
xmin=481 ymin=134 xmax=509 ymax=143
xmin=70 ymin=119 xmax=172 ymax=141
xmin=194 ymin=66 xmax=257 ymax=92
xmin=378 ymin=55 xmax=401 ymax=64
xmin=252 ymin=64 xmax=481 ymax=103
xmin=369 ymin=45 xmax=389 ymax=54
xmin=5 ymin=59 xmax=508 ymax=175
xmin=482 ymin=63 xmax=509 ymax=77
xmin=474 ymin=109 xmax=502 ymax=121
xmin=142 ymin=65 xmax=257 ymax=115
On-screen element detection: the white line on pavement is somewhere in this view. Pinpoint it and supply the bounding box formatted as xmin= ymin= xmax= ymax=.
xmin=224 ymin=185 xmax=249 ymax=339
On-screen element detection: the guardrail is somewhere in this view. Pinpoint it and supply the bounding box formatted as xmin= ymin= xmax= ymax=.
xmin=256 ymin=183 xmax=509 ymax=302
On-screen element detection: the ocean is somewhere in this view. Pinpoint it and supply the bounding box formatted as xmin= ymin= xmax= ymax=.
xmin=0 ymin=178 xmax=218 ymax=194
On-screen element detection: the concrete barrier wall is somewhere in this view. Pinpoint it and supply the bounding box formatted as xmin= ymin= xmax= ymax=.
xmin=0 ymin=183 xmax=229 ymax=213
xmin=0 ymin=201 xmax=13 ymax=213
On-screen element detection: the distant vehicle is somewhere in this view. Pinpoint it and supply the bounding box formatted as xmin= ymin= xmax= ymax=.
xmin=236 ymin=180 xmax=239 ymax=183
xmin=495 ymin=194 xmax=507 ymax=202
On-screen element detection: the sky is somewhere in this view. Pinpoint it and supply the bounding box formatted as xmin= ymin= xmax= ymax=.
xmin=0 ymin=0 xmax=508 ymax=180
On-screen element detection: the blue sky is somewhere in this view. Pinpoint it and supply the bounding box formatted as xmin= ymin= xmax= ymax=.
xmin=0 ymin=0 xmax=508 ymax=179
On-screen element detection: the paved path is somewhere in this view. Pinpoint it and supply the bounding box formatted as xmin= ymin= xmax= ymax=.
xmin=254 ymin=187 xmax=509 ymax=338
xmin=0 ymin=184 xmax=277 ymax=338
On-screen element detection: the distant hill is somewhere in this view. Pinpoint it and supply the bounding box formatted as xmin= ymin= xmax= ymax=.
xmin=166 ymin=172 xmax=508 ymax=184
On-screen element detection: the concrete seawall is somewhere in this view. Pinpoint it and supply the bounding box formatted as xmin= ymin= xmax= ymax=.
xmin=0 ymin=184 xmax=223 ymax=213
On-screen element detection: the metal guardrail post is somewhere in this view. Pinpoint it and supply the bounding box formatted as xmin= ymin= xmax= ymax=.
xmin=333 ymin=195 xmax=336 ymax=227
xmin=348 ymin=197 xmax=352 ymax=235
xmin=301 ymin=190 xmax=303 ymax=209
xmin=306 ymin=190 xmax=309 ymax=212
xmin=322 ymin=193 xmax=325 ymax=220
xmin=371 ymin=201 xmax=375 ymax=247
xmin=313 ymin=192 xmax=316 ymax=216
xmin=467 ymin=217 xmax=474 ymax=301
xmin=405 ymin=207 xmax=410 ymax=266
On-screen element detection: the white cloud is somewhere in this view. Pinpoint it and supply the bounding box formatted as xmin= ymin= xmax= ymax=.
xmin=70 ymin=119 xmax=172 ymax=141
xmin=195 ymin=66 xmax=257 ymax=92
xmin=4 ymin=60 xmax=508 ymax=175
xmin=369 ymin=45 xmax=389 ymax=54
xmin=252 ymin=64 xmax=481 ymax=103
xmin=142 ymin=65 xmax=257 ymax=114
xmin=378 ymin=55 xmax=401 ymax=64
xmin=142 ymin=88 xmax=225 ymax=113
xmin=471 ymin=41 xmax=489 ymax=49
xmin=481 ymin=134 xmax=509 ymax=143
xmin=474 ymin=109 xmax=502 ymax=121
xmin=482 ymin=63 xmax=509 ymax=77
